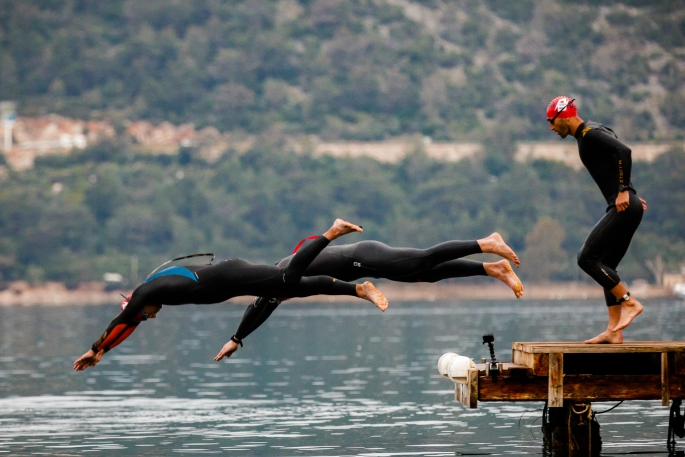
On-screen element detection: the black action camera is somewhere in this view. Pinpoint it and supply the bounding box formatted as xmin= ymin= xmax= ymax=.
xmin=482 ymin=333 xmax=498 ymax=381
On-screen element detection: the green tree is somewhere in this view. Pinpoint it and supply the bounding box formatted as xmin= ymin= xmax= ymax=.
xmin=521 ymin=217 xmax=568 ymax=282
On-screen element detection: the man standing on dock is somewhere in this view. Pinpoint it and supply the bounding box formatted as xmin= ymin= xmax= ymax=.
xmin=547 ymin=96 xmax=647 ymax=344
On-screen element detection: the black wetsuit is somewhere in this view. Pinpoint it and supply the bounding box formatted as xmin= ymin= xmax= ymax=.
xmin=574 ymin=121 xmax=643 ymax=306
xmin=234 ymin=240 xmax=487 ymax=341
xmin=92 ymin=236 xmax=358 ymax=353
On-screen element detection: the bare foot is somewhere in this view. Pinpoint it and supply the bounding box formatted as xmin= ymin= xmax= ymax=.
xmin=357 ymin=281 xmax=388 ymax=312
xmin=612 ymin=298 xmax=643 ymax=331
xmin=323 ymin=218 xmax=363 ymax=241
xmin=484 ymin=260 xmax=524 ymax=298
xmin=478 ymin=233 xmax=520 ymax=267
xmin=584 ymin=330 xmax=623 ymax=344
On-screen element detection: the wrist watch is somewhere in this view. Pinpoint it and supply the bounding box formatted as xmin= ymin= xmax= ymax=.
xmin=618 ymin=184 xmax=630 ymax=192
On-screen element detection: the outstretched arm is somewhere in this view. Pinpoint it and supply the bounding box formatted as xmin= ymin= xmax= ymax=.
xmin=73 ymin=316 xmax=141 ymax=371
xmin=215 ymin=296 xmax=282 ymax=361
xmin=236 ymin=296 xmax=283 ymax=340
xmin=73 ymin=292 xmax=146 ymax=371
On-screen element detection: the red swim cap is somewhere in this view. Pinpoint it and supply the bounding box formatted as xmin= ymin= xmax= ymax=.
xmin=546 ymin=96 xmax=577 ymax=119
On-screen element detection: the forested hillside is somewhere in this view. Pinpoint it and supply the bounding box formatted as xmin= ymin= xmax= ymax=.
xmin=1 ymin=0 xmax=684 ymax=142
xmin=1 ymin=0 xmax=685 ymax=288
xmin=1 ymin=142 xmax=684 ymax=287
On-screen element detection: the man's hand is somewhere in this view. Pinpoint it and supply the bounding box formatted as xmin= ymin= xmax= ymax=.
xmin=640 ymin=198 xmax=647 ymax=211
xmin=73 ymin=349 xmax=104 ymax=371
xmin=214 ymin=340 xmax=239 ymax=361
xmin=615 ymin=191 xmax=630 ymax=212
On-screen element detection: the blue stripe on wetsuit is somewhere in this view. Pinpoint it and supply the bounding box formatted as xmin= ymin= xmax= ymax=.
xmin=144 ymin=265 xmax=198 ymax=283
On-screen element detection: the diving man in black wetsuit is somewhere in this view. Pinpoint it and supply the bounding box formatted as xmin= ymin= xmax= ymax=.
xmin=547 ymin=96 xmax=647 ymax=344
xmin=214 ymin=232 xmax=523 ymax=361
xmin=73 ymin=219 xmax=388 ymax=371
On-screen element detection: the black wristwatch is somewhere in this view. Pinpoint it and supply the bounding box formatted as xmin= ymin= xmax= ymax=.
xmin=618 ymin=184 xmax=631 ymax=192
xmin=230 ymin=334 xmax=243 ymax=347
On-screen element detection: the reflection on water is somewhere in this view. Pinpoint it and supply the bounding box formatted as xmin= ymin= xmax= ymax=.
xmin=0 ymin=299 xmax=683 ymax=455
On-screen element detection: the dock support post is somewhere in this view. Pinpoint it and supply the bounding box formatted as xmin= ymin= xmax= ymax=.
xmin=662 ymin=352 xmax=670 ymax=407
xmin=467 ymin=368 xmax=478 ymax=408
xmin=667 ymin=399 xmax=684 ymax=453
xmin=453 ymin=368 xmax=478 ymax=409
xmin=549 ymin=352 xmax=563 ymax=407
xmin=542 ymin=401 xmax=601 ymax=456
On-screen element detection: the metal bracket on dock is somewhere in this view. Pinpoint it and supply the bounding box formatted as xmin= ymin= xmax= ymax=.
xmin=482 ymin=333 xmax=498 ymax=382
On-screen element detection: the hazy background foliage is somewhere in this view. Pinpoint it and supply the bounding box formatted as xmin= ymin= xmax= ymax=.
xmin=1 ymin=0 xmax=685 ymax=141
xmin=1 ymin=0 xmax=684 ymax=287
xmin=1 ymin=142 xmax=684 ymax=288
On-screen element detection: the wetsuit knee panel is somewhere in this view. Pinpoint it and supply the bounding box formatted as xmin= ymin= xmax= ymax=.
xmin=577 ymin=248 xmax=606 ymax=278
xmin=576 ymin=248 xmax=591 ymax=269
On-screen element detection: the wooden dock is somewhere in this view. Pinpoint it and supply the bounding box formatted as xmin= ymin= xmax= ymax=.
xmin=447 ymin=341 xmax=685 ymax=454
xmin=454 ymin=341 xmax=685 ymax=409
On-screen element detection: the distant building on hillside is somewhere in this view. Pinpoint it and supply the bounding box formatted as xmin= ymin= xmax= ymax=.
xmin=0 ymin=114 xmax=682 ymax=170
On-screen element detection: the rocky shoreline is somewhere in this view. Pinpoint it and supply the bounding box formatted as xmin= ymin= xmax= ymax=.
xmin=0 ymin=280 xmax=675 ymax=306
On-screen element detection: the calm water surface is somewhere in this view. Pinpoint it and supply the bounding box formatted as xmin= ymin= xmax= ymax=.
xmin=0 ymin=298 xmax=684 ymax=456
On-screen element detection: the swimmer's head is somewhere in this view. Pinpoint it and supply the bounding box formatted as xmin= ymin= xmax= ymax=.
xmin=546 ymin=96 xmax=580 ymax=138
xmin=120 ymin=294 xmax=162 ymax=320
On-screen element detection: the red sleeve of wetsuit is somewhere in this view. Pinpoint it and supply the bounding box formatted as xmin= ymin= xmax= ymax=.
xmin=91 ymin=294 xmax=146 ymax=353
xmin=91 ymin=321 xmax=140 ymax=353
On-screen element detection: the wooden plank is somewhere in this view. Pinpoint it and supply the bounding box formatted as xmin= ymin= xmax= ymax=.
xmin=514 ymin=341 xmax=685 ymax=354
xmin=516 ymin=341 xmax=685 ymax=349
xmin=504 ymin=363 xmax=532 ymax=378
xmin=516 ymin=341 xmax=685 ymax=347
xmin=549 ymin=353 xmax=564 ymax=407
xmin=512 ymin=350 xmax=548 ymax=376
xmin=478 ymin=374 xmax=685 ymax=402
xmin=467 ymin=368 xmax=478 ymax=409
xmin=512 ymin=349 xmax=532 ymax=366
xmin=512 ymin=342 xmax=536 ymax=353
xmin=533 ymin=354 xmax=548 ymax=376
xmin=454 ymin=369 xmax=479 ymax=409
xmin=662 ymin=352 xmax=670 ymax=406
xmin=475 ymin=362 xmax=530 ymax=376
xmin=455 ymin=372 xmax=467 ymax=407
xmin=511 ymin=350 xmax=547 ymax=376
